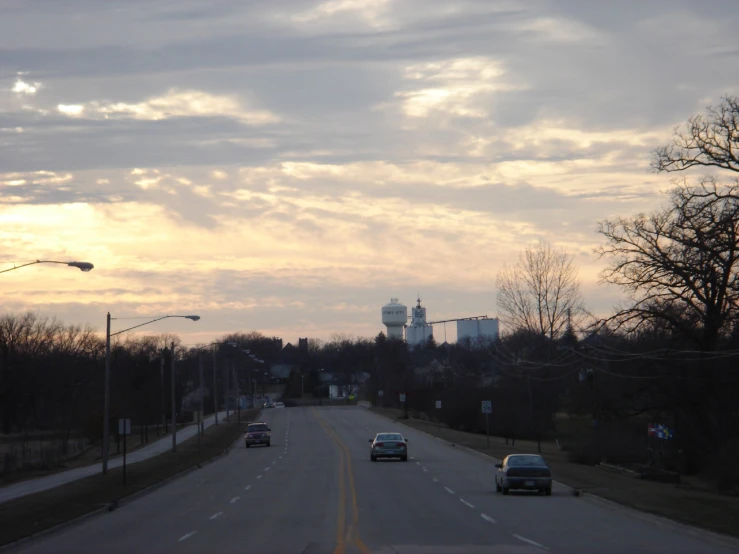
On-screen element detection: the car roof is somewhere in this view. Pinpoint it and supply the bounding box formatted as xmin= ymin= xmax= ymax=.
xmin=375 ymin=432 xmax=404 ymax=437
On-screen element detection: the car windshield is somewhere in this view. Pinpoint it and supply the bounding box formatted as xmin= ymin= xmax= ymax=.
xmin=377 ymin=434 xmax=403 ymax=441
xmin=507 ymin=455 xmax=547 ymax=467
xmin=249 ymin=425 xmax=268 ymax=432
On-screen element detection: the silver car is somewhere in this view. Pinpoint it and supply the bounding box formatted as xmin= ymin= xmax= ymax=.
xmin=495 ymin=454 xmax=552 ymax=495
xmin=369 ymin=432 xmax=408 ymax=462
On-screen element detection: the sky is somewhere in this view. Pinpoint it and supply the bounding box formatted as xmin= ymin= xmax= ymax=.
xmin=1 ymin=0 xmax=738 ymax=345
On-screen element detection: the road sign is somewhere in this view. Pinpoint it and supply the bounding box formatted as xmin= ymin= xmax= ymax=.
xmin=118 ymin=418 xmax=131 ymax=435
xmin=378 ymin=390 xmax=384 ymax=397
xmin=435 ymin=400 xmax=442 ymax=409
xmin=481 ymin=401 xmax=492 ymax=414
xmin=399 ymin=393 xmax=406 ymax=402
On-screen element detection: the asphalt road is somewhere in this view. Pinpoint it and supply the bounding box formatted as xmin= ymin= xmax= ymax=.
xmin=0 ymin=412 xmax=228 ymax=505
xmin=10 ymin=407 xmax=738 ymax=554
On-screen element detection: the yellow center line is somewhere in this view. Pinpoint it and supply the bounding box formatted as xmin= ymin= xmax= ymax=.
xmin=314 ymin=409 xmax=371 ymax=554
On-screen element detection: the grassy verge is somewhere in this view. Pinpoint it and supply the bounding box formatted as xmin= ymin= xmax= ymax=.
xmin=371 ymin=407 xmax=739 ymax=539
xmin=0 ymin=410 xmax=257 ymax=548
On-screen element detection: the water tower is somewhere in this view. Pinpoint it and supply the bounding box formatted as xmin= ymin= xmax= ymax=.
xmin=381 ymin=298 xmax=407 ymax=339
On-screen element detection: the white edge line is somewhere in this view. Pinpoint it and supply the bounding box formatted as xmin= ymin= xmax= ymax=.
xmin=460 ymin=499 xmax=475 ymax=508
xmin=513 ymin=534 xmax=548 ymax=550
xmin=444 ymin=487 xmax=455 ymax=494
xmin=481 ymin=513 xmax=497 ymax=524
xmin=178 ymin=531 xmax=197 ymax=542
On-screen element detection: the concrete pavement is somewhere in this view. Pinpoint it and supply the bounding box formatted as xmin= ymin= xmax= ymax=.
xmin=0 ymin=411 xmax=228 ymax=505
xmin=9 ymin=407 xmax=739 ymax=553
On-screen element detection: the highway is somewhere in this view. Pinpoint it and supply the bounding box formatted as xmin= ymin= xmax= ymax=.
xmin=10 ymin=407 xmax=738 ymax=554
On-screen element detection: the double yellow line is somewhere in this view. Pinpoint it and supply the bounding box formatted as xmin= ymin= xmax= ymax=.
xmin=314 ymin=409 xmax=370 ymax=554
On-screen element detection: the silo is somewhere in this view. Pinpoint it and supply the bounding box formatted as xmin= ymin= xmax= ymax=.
xmin=381 ymin=298 xmax=407 ymax=339
xmin=457 ymin=318 xmax=499 ymax=344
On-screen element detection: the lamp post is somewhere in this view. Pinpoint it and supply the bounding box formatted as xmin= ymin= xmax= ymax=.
xmin=102 ymin=313 xmax=200 ymax=474
xmin=0 ymin=259 xmax=94 ymax=274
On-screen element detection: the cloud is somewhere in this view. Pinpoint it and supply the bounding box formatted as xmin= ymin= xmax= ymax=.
xmin=12 ymin=79 xmax=40 ymax=95
xmin=56 ymin=89 xmax=279 ymax=124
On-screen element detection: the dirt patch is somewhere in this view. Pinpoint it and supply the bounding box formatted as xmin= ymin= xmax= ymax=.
xmin=0 ymin=411 xmax=257 ymax=548
xmin=371 ymin=407 xmax=739 ymax=539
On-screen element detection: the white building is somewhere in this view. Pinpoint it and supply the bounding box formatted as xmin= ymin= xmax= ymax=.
xmin=406 ymin=297 xmax=434 ymax=347
xmin=457 ymin=318 xmax=499 ymax=345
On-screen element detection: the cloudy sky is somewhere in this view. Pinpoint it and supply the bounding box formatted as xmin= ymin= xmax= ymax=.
xmin=1 ymin=0 xmax=738 ymax=345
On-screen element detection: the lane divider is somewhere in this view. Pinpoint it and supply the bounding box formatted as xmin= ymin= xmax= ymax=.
xmin=209 ymin=512 xmax=222 ymax=520
xmin=230 ymin=497 xmax=240 ymax=504
xmin=513 ymin=534 xmax=548 ymax=550
xmin=178 ymin=531 xmax=197 ymax=541
xmin=481 ymin=514 xmax=497 ymax=524
xmin=460 ymin=499 xmax=475 ymax=509
xmin=314 ymin=409 xmax=370 ymax=554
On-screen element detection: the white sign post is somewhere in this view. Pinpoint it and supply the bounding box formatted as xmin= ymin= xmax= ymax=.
xmin=118 ymin=418 xmax=131 ymax=486
xmin=435 ymin=400 xmax=442 ymax=433
xmin=481 ymin=401 xmax=492 ymax=448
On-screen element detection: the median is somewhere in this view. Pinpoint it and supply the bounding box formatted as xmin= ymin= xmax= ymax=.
xmin=0 ymin=410 xmax=257 ymax=548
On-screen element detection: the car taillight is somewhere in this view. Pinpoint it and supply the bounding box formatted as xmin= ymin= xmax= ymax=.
xmin=398 ymin=443 xmax=406 ymax=448
xmin=375 ymin=442 xmax=384 ymax=447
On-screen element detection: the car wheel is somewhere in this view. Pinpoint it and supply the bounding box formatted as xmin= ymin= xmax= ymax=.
xmin=267 ymin=441 xmax=271 ymax=447
xmin=502 ymin=486 xmax=509 ymax=495
xmin=245 ymin=443 xmax=250 ymax=448
xmin=401 ymin=456 xmax=408 ymax=462
xmin=371 ymin=454 xmax=377 ymax=462
xmin=496 ymin=480 xmax=502 ymax=493
xmin=545 ymin=487 xmax=552 ymax=496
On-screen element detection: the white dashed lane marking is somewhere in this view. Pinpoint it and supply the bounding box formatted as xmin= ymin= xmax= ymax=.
xmin=230 ymin=497 xmax=240 ymax=504
xmin=481 ymin=514 xmax=497 ymax=524
xmin=209 ymin=512 xmax=223 ymax=520
xmin=444 ymin=487 xmax=455 ymax=494
xmin=244 ymin=485 xmax=252 ymax=491
xmin=178 ymin=531 xmax=197 ymax=542
xmin=432 ymin=478 xmax=438 ymax=482
xmin=514 ymin=534 xmax=548 ymax=550
xmin=264 ymin=467 xmax=271 ymax=472
xmin=257 ymin=475 xmax=263 ymax=479
xmin=460 ymin=499 xmax=475 ymax=509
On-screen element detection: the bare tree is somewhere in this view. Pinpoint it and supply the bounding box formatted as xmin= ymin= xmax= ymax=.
xmin=496 ymin=241 xmax=586 ymax=339
xmin=652 ymin=96 xmax=739 ymax=174
xmin=597 ymin=179 xmax=739 ymax=350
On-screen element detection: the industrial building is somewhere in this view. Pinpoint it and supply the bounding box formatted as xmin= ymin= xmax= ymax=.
xmin=381 ymin=296 xmax=499 ymax=347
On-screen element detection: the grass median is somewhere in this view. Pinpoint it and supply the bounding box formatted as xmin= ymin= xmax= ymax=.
xmin=371 ymin=407 xmax=739 ymax=539
xmin=0 ymin=410 xmax=258 ymax=548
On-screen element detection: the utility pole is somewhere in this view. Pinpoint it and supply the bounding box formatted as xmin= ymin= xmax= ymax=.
xmin=102 ymin=312 xmax=111 ymax=474
xmin=213 ymin=347 xmax=218 ymax=425
xmin=171 ymin=341 xmax=177 ymax=453
xmin=199 ymin=352 xmax=205 ymax=435
xmin=160 ymin=353 xmax=166 ymax=433
xmin=225 ymin=357 xmax=230 ymax=421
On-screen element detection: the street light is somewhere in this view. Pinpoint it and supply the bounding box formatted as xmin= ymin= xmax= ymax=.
xmin=0 ymin=259 xmax=94 ymax=274
xmin=102 ymin=313 xmax=200 ymax=474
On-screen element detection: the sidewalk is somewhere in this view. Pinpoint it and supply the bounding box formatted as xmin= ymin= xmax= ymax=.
xmin=0 ymin=411 xmax=228 ymax=505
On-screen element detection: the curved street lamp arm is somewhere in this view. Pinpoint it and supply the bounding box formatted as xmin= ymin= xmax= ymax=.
xmin=110 ymin=315 xmax=172 ymax=337
xmin=0 ymin=259 xmax=94 ymax=274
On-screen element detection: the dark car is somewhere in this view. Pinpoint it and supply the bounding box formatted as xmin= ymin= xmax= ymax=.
xmin=245 ymin=422 xmax=271 ymax=448
xmin=495 ymin=454 xmax=552 ymax=495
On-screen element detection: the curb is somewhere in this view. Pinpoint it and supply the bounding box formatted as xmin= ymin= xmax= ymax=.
xmin=0 ymin=423 xmax=251 ymax=553
xmin=367 ymin=407 xmax=739 ymax=551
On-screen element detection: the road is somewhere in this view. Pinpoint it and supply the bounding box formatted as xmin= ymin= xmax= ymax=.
xmin=0 ymin=411 xmax=228 ymax=505
xmin=10 ymin=407 xmax=738 ymax=554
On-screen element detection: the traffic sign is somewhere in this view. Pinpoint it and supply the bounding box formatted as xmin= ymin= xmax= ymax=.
xmin=118 ymin=418 xmax=131 ymax=435
xmin=399 ymin=393 xmax=406 ymax=402
xmin=378 ymin=390 xmax=384 ymax=397
xmin=435 ymin=400 xmax=442 ymax=409
xmin=481 ymin=400 xmax=492 ymax=414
